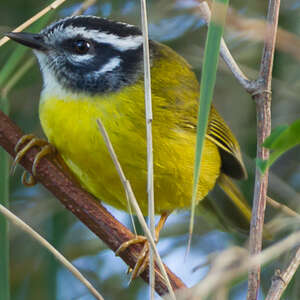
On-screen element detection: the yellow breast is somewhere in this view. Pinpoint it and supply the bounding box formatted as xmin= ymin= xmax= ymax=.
xmin=39 ymin=43 xmax=221 ymax=215
xmin=39 ymin=92 xmax=220 ymax=215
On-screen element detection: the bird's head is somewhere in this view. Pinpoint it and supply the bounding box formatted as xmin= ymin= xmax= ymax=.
xmin=7 ymin=16 xmax=150 ymax=96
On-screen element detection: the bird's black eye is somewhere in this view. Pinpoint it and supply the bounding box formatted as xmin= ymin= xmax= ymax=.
xmin=74 ymin=40 xmax=90 ymax=54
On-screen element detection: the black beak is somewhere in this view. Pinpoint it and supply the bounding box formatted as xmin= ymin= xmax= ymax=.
xmin=6 ymin=32 xmax=49 ymax=51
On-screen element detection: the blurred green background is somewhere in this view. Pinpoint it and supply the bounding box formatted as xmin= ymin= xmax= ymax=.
xmin=0 ymin=0 xmax=300 ymax=299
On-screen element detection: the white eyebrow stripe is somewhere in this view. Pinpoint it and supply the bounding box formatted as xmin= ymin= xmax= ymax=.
xmin=53 ymin=25 xmax=143 ymax=51
xmin=94 ymin=57 xmax=121 ymax=75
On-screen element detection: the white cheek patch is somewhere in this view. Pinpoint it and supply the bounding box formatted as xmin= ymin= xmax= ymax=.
xmin=48 ymin=25 xmax=143 ymax=52
xmin=94 ymin=57 xmax=121 ymax=75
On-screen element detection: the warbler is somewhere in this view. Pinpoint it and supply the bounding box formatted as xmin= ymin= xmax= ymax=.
xmin=7 ymin=15 xmax=251 ymax=277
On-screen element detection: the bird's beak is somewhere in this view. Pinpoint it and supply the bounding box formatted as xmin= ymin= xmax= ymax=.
xmin=6 ymin=32 xmax=49 ymax=51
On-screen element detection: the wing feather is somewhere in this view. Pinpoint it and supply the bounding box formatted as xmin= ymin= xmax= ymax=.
xmin=207 ymin=106 xmax=247 ymax=180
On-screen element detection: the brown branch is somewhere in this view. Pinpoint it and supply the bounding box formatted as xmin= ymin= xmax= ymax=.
xmin=247 ymin=0 xmax=281 ymax=299
xmin=0 ymin=109 xmax=186 ymax=296
xmin=265 ymin=246 xmax=300 ymax=300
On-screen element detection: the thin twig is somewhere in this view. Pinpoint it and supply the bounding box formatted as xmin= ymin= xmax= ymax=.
xmin=0 ymin=0 xmax=67 ymax=47
xmin=265 ymin=246 xmax=300 ymax=300
xmin=139 ymin=1 xmax=156 ymax=298
xmin=197 ymin=231 xmax=300 ymax=299
xmin=0 ymin=110 xmax=185 ymax=296
xmin=267 ymin=196 xmax=300 ymax=218
xmin=269 ymin=172 xmax=300 ymax=212
xmin=169 ymin=231 xmax=300 ymax=300
xmin=0 ymin=204 xmax=104 ymax=300
xmin=247 ymin=1 xmax=281 ymax=299
xmin=197 ymin=1 xmax=257 ymax=93
xmin=1 ymin=0 xmax=96 ymax=49
xmin=71 ymin=0 xmax=96 ymax=16
xmin=96 ymin=119 xmax=176 ymax=300
xmin=196 ymin=1 xmax=300 ymax=88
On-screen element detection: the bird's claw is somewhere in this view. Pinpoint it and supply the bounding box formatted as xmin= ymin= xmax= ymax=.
xmin=116 ymin=235 xmax=151 ymax=280
xmin=11 ymin=134 xmax=55 ymax=186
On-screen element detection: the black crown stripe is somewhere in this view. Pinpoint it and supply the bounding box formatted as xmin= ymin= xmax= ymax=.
xmin=43 ymin=16 xmax=142 ymax=38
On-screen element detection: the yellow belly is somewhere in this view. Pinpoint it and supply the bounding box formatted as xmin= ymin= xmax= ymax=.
xmin=39 ymin=90 xmax=221 ymax=215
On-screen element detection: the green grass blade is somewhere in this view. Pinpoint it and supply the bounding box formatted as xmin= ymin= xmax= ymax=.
xmin=189 ymin=0 xmax=229 ymax=248
xmin=0 ymin=97 xmax=10 ymax=300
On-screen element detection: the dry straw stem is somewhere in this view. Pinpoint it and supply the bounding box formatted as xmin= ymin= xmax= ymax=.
xmin=139 ymin=1 xmax=156 ymax=298
xmin=71 ymin=0 xmax=97 ymax=16
xmin=169 ymin=231 xmax=300 ymax=300
xmin=0 ymin=0 xmax=96 ymax=49
xmin=0 ymin=204 xmax=104 ymax=300
xmin=247 ymin=0 xmax=281 ymax=299
xmin=264 ymin=216 xmax=300 ymax=239
xmin=269 ymin=172 xmax=300 ymax=217
xmin=0 ymin=0 xmax=67 ymax=47
xmin=267 ymin=196 xmax=300 ymax=219
xmin=96 ymin=119 xmax=176 ymax=300
xmin=265 ymin=246 xmax=300 ymax=300
xmin=0 ymin=110 xmax=185 ymax=296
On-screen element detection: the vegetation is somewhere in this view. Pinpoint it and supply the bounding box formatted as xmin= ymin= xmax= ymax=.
xmin=0 ymin=0 xmax=299 ymax=299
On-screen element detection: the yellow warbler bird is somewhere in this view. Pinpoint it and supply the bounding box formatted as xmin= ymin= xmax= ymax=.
xmin=7 ymin=15 xmax=251 ymax=277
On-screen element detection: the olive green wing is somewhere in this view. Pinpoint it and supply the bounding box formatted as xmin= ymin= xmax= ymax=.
xmin=206 ymin=106 xmax=247 ymax=180
xmin=206 ymin=106 xmax=252 ymax=230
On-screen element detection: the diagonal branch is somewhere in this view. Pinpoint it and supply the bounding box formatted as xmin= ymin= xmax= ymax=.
xmin=0 ymin=109 xmax=186 ymax=297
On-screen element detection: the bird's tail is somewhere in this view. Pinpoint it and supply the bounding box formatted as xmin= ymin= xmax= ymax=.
xmin=217 ymin=174 xmax=272 ymax=239
xmin=217 ymin=173 xmax=252 ymax=224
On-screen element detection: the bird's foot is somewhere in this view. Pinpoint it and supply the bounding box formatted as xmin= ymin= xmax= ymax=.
xmin=115 ymin=212 xmax=170 ymax=281
xmin=116 ymin=235 xmax=151 ymax=280
xmin=11 ymin=134 xmax=56 ymax=186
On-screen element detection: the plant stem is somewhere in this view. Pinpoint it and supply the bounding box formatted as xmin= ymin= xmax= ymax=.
xmin=139 ymin=1 xmax=156 ymax=298
xmin=247 ymin=0 xmax=281 ymax=299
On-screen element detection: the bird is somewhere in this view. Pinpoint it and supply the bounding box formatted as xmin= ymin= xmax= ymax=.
xmin=7 ymin=15 xmax=251 ymax=278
